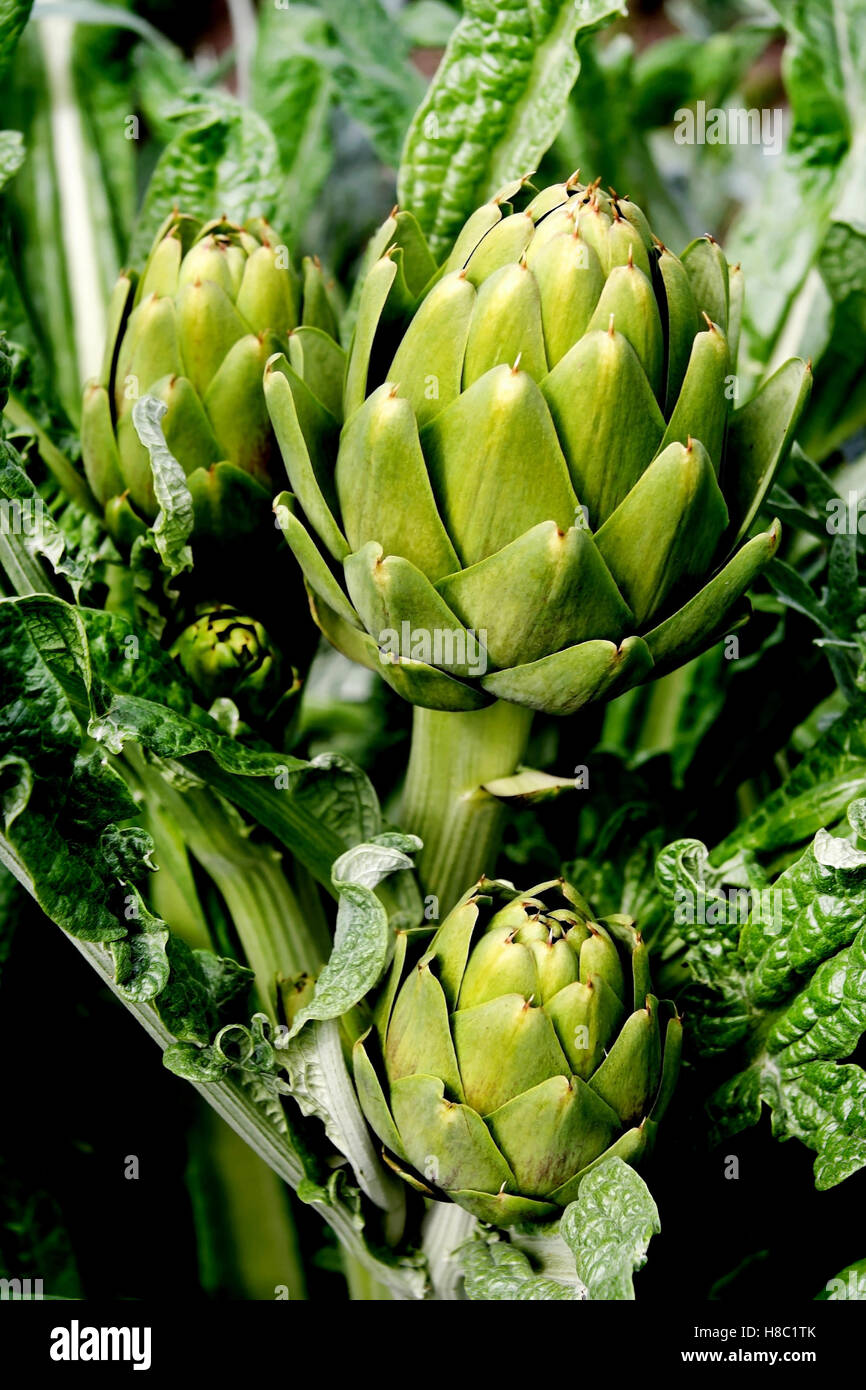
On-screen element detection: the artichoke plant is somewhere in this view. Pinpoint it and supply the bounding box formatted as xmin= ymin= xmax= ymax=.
xmin=81 ymin=211 xmax=339 ymax=543
xmin=171 ymin=605 xmax=288 ymax=719
xmin=353 ymin=877 xmax=681 ymax=1227
xmin=268 ymin=176 xmax=811 ymax=716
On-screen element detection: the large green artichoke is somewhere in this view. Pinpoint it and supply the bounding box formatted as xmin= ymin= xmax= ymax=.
xmin=354 ymin=877 xmax=681 ymax=1227
xmin=268 ymin=176 xmax=811 ymax=715
xmin=81 ymin=211 xmax=339 ymax=543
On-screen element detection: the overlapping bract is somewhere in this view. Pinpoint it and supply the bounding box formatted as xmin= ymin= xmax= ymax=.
xmin=353 ymin=877 xmax=681 ymax=1227
xmin=81 ymin=211 xmax=339 ymax=543
xmin=268 ymin=177 xmax=812 ymax=714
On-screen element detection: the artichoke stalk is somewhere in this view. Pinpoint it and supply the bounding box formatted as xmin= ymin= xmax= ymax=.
xmin=353 ymin=876 xmax=681 ymax=1228
xmin=266 ymin=175 xmax=812 ymax=906
xmin=81 ymin=210 xmax=340 ymax=544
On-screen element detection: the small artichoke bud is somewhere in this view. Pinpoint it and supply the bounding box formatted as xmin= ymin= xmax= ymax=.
xmin=171 ymin=606 xmax=285 ymax=719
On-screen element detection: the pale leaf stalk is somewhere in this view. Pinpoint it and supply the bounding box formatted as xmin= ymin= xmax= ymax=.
xmin=401 ymin=700 xmax=533 ymax=914
xmin=37 ymin=17 xmax=107 ymax=383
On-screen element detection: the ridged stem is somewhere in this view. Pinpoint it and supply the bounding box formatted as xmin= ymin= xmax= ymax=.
xmin=341 ymin=1250 xmax=394 ymax=1301
xmin=401 ymin=701 xmax=533 ymax=914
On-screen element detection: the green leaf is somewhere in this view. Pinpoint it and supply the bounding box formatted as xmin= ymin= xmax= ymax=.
xmin=131 ymin=395 xmax=194 ymax=579
xmin=711 ymin=705 xmax=866 ymax=862
xmin=0 ymin=129 xmax=24 ymax=190
xmin=658 ymin=803 xmax=866 ymax=1189
xmin=461 ymin=1239 xmax=582 ymax=1300
xmin=560 ymin=1156 xmax=659 ymax=1300
xmin=315 ymin=0 xmax=424 ymax=168
xmin=250 ymin=3 xmax=334 ymax=248
xmin=131 ymin=107 xmax=284 ymax=262
xmin=0 ymin=0 xmax=33 ymax=79
xmin=398 ymin=0 xmax=624 ymax=258
xmin=287 ymin=832 xmax=420 ymax=1037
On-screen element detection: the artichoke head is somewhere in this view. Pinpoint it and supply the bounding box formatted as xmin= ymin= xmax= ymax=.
xmin=82 ymin=211 xmax=340 ymax=542
xmin=354 ymin=877 xmax=681 ymax=1227
xmin=269 ymin=177 xmax=812 ymax=716
xmin=171 ymin=605 xmax=286 ymax=718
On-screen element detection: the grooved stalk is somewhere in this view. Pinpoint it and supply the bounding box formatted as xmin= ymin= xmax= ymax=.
xmin=400 ymin=701 xmax=533 ymax=914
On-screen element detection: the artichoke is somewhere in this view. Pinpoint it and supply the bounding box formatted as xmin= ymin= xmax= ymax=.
xmin=171 ymin=605 xmax=288 ymax=718
xmin=354 ymin=877 xmax=681 ymax=1227
xmin=81 ymin=211 xmax=339 ymax=542
xmin=268 ymin=176 xmax=811 ymax=715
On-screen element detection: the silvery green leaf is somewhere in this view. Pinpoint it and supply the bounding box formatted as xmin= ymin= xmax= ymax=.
xmin=131 ymin=395 xmax=194 ymax=579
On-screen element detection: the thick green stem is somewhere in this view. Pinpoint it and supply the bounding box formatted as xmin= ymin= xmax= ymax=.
xmin=128 ymin=751 xmax=330 ymax=1015
xmin=401 ymin=701 xmax=533 ymax=914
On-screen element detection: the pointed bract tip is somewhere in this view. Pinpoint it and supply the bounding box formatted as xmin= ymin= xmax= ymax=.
xmin=701 ymin=310 xmax=715 ymax=331
xmin=607 ymin=313 xmax=615 ymax=336
xmin=389 ymin=204 xmax=399 ymax=219
xmin=626 ymin=244 xmax=634 ymax=267
xmin=388 ymin=382 xmax=401 ymax=398
xmin=686 ymin=435 xmax=694 ymax=451
xmin=566 ymin=168 xmax=581 ymax=188
xmin=511 ymin=351 xmax=523 ymax=373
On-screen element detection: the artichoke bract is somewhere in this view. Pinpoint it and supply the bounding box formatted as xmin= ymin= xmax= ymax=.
xmin=81 ymin=211 xmax=339 ymax=542
xmin=354 ymin=877 xmax=681 ymax=1227
xmin=269 ymin=176 xmax=811 ymax=715
xmin=171 ymin=605 xmax=286 ymax=718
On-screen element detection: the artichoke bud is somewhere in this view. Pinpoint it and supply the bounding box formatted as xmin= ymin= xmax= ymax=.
xmin=82 ymin=213 xmax=337 ymax=543
xmin=270 ymin=176 xmax=810 ymax=719
xmin=354 ymin=878 xmax=681 ymax=1226
xmin=171 ymin=606 xmax=284 ymax=719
